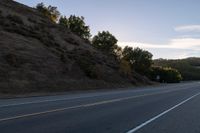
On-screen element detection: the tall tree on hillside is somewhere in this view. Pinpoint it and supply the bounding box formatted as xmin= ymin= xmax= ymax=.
xmin=59 ymin=15 xmax=91 ymax=40
xmin=36 ymin=3 xmax=60 ymax=22
xmin=92 ymin=31 xmax=118 ymax=54
xmin=122 ymin=46 xmax=153 ymax=74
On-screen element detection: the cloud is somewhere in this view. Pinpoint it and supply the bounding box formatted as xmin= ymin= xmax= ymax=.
xmin=170 ymin=38 xmax=200 ymax=49
xmin=175 ymin=25 xmax=200 ymax=32
xmin=118 ymin=38 xmax=200 ymax=59
xmin=119 ymin=38 xmax=200 ymax=50
xmin=118 ymin=25 xmax=200 ymax=59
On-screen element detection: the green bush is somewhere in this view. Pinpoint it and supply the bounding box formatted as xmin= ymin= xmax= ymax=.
xmin=75 ymin=51 xmax=100 ymax=79
xmin=36 ymin=3 xmax=60 ymax=22
xmin=150 ymin=66 xmax=182 ymax=83
xmin=122 ymin=46 xmax=153 ymax=75
xmin=77 ymin=57 xmax=97 ymax=78
xmin=119 ymin=59 xmax=132 ymax=77
xmin=59 ymin=15 xmax=91 ymax=40
xmin=154 ymin=58 xmax=200 ymax=80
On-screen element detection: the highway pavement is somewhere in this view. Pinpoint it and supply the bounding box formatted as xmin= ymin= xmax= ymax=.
xmin=0 ymin=82 xmax=200 ymax=133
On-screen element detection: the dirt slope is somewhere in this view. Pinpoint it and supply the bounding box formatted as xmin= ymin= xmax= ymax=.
xmin=0 ymin=0 xmax=150 ymax=94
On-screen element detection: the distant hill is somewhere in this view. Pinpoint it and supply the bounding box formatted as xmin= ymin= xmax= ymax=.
xmin=0 ymin=0 xmax=151 ymax=94
xmin=154 ymin=57 xmax=200 ymax=81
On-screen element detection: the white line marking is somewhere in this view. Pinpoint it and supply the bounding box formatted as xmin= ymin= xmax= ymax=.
xmin=0 ymin=93 xmax=138 ymax=108
xmin=0 ymin=96 xmax=92 ymax=108
xmin=0 ymin=85 xmax=195 ymax=108
xmin=126 ymin=92 xmax=200 ymax=133
xmin=0 ymin=98 xmax=127 ymax=122
xmin=0 ymin=89 xmax=197 ymax=122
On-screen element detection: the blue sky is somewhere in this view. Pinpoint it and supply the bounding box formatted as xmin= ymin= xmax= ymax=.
xmin=15 ymin=0 xmax=200 ymax=59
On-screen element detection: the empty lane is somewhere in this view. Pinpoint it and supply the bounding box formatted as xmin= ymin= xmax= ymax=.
xmin=0 ymin=82 xmax=200 ymax=133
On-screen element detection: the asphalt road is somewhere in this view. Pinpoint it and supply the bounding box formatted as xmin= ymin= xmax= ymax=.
xmin=0 ymin=82 xmax=200 ymax=133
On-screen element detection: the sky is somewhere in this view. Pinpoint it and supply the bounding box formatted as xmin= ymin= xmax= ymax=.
xmin=15 ymin=0 xmax=200 ymax=59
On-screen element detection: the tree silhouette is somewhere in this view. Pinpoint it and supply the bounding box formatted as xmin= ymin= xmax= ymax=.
xmin=92 ymin=31 xmax=118 ymax=54
xmin=122 ymin=46 xmax=153 ymax=74
xmin=59 ymin=15 xmax=91 ymax=40
xmin=36 ymin=3 xmax=60 ymax=22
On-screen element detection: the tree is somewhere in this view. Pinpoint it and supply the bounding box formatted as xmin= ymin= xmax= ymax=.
xmin=36 ymin=3 xmax=60 ymax=22
xmin=113 ymin=45 xmax=123 ymax=60
xmin=92 ymin=31 xmax=118 ymax=54
xmin=119 ymin=59 xmax=132 ymax=77
xmin=150 ymin=66 xmax=182 ymax=83
xmin=59 ymin=15 xmax=91 ymax=40
xmin=122 ymin=46 xmax=153 ymax=74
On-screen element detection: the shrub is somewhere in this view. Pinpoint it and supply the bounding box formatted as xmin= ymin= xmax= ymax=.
xmin=154 ymin=58 xmax=200 ymax=81
xmin=3 ymin=24 xmax=28 ymax=36
xmin=59 ymin=15 xmax=91 ymax=40
xmin=28 ymin=17 xmax=37 ymax=23
xmin=119 ymin=59 xmax=132 ymax=77
xmin=75 ymin=51 xmax=100 ymax=79
xmin=36 ymin=3 xmax=60 ymax=22
xmin=77 ymin=56 xmax=96 ymax=78
xmin=65 ymin=38 xmax=79 ymax=46
xmin=7 ymin=14 xmax=24 ymax=24
xmin=150 ymin=66 xmax=182 ymax=83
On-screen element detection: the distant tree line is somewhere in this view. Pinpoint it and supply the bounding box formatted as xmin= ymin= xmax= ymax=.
xmin=154 ymin=58 xmax=200 ymax=81
xmin=35 ymin=3 xmax=182 ymax=83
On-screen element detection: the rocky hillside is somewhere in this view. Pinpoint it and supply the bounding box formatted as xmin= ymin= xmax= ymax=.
xmin=0 ymin=0 xmax=150 ymax=94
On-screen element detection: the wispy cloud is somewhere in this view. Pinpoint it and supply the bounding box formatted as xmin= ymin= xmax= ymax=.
xmin=118 ymin=25 xmax=200 ymax=59
xmin=170 ymin=38 xmax=200 ymax=49
xmin=175 ymin=25 xmax=200 ymax=32
xmin=118 ymin=38 xmax=200 ymax=59
xmin=119 ymin=38 xmax=200 ymax=50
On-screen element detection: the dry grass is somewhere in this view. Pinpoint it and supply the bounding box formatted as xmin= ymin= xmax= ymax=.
xmin=6 ymin=14 xmax=24 ymax=24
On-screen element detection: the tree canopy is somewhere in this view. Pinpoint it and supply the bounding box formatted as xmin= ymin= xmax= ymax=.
xmin=36 ymin=3 xmax=60 ymax=22
xmin=122 ymin=46 xmax=153 ymax=74
xmin=59 ymin=15 xmax=91 ymax=40
xmin=92 ymin=31 xmax=118 ymax=54
xmin=150 ymin=66 xmax=182 ymax=83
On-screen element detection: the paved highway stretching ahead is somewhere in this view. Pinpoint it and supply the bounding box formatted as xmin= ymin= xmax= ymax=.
xmin=0 ymin=82 xmax=200 ymax=133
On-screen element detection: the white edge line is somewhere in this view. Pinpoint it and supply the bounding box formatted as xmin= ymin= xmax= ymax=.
xmin=126 ymin=92 xmax=200 ymax=133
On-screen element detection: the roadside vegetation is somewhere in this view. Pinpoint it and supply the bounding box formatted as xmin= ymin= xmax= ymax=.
xmin=0 ymin=1 xmax=187 ymax=95
xmin=154 ymin=58 xmax=200 ymax=81
xmin=35 ymin=2 xmax=182 ymax=83
xmin=36 ymin=2 xmax=60 ymax=22
xmin=59 ymin=15 xmax=91 ymax=40
xmin=149 ymin=66 xmax=182 ymax=83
